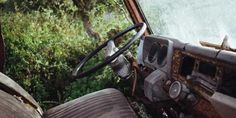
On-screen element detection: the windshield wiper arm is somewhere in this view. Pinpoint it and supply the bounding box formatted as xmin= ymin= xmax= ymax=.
xmin=200 ymin=35 xmax=236 ymax=52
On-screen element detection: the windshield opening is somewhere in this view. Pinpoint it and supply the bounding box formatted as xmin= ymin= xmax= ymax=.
xmin=137 ymin=0 xmax=236 ymax=48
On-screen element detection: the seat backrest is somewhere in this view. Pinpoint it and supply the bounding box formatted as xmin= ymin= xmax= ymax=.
xmin=0 ymin=72 xmax=43 ymax=117
xmin=0 ymin=89 xmax=42 ymax=118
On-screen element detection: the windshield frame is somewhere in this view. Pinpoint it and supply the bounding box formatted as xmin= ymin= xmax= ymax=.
xmin=124 ymin=0 xmax=153 ymax=35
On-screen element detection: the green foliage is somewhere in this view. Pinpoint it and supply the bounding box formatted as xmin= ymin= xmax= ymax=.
xmin=130 ymin=99 xmax=153 ymax=118
xmin=72 ymin=0 xmax=119 ymax=14
xmin=3 ymin=0 xmax=76 ymax=13
xmin=1 ymin=0 xmax=131 ymax=110
xmin=2 ymin=10 xmax=92 ymax=106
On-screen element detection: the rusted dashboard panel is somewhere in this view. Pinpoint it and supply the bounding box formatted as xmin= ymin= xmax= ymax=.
xmin=172 ymin=50 xmax=218 ymax=97
xmin=172 ymin=49 xmax=236 ymax=98
xmin=171 ymin=48 xmax=236 ymax=118
xmin=171 ymin=49 xmax=221 ymax=118
xmin=142 ymin=35 xmax=236 ymax=118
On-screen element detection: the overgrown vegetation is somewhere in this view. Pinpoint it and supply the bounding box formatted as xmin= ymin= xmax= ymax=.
xmin=1 ymin=0 xmax=132 ymax=110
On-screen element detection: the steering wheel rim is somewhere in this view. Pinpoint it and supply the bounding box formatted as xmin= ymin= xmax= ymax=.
xmin=72 ymin=23 xmax=147 ymax=78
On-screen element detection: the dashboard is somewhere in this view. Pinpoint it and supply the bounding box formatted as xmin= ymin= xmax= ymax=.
xmin=141 ymin=35 xmax=236 ymax=118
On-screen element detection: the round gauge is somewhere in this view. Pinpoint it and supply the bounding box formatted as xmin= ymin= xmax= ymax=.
xmin=148 ymin=42 xmax=161 ymax=63
xmin=157 ymin=44 xmax=168 ymax=65
xmin=169 ymin=81 xmax=182 ymax=99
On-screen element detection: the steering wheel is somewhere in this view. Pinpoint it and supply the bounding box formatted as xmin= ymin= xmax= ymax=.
xmin=72 ymin=23 xmax=147 ymax=78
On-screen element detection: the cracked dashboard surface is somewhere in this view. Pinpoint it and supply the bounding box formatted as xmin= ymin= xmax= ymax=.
xmin=142 ymin=35 xmax=236 ymax=118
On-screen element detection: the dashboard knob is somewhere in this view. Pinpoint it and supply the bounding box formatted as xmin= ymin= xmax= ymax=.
xmin=169 ymin=81 xmax=189 ymax=101
xmin=169 ymin=81 xmax=182 ymax=99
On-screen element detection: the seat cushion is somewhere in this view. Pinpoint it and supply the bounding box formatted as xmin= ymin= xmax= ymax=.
xmin=44 ymin=88 xmax=137 ymax=118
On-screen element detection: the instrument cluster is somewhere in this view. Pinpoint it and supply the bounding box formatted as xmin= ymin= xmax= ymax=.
xmin=142 ymin=35 xmax=173 ymax=75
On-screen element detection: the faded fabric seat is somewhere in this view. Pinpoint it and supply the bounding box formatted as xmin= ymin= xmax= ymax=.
xmin=44 ymin=88 xmax=137 ymax=118
xmin=0 ymin=73 xmax=137 ymax=118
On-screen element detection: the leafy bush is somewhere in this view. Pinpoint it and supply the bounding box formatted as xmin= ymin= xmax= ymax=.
xmin=1 ymin=0 xmax=131 ymax=110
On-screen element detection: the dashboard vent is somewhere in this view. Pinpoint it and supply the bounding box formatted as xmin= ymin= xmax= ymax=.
xmin=198 ymin=62 xmax=216 ymax=78
xmin=218 ymin=69 xmax=236 ymax=98
xmin=180 ymin=55 xmax=195 ymax=77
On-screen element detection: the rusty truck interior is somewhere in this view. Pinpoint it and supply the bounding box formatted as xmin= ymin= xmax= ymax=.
xmin=1 ymin=0 xmax=236 ymax=118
